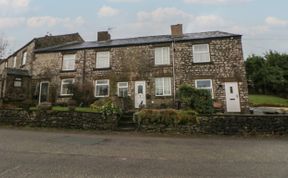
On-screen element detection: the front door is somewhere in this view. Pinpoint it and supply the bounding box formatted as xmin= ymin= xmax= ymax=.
xmin=225 ymin=82 xmax=241 ymax=112
xmin=135 ymin=81 xmax=146 ymax=108
xmin=39 ymin=81 xmax=49 ymax=104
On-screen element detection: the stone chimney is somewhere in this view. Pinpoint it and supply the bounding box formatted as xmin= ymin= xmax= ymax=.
xmin=171 ymin=24 xmax=183 ymax=37
xmin=97 ymin=31 xmax=111 ymax=41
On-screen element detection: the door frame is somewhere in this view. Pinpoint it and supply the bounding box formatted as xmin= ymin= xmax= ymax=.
xmin=134 ymin=81 xmax=146 ymax=108
xmin=224 ymin=82 xmax=241 ymax=112
xmin=39 ymin=81 xmax=50 ymax=104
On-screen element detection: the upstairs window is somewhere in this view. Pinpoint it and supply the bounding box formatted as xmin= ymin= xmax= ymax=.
xmin=96 ymin=51 xmax=110 ymax=69
xmin=62 ymin=54 xmax=76 ymax=71
xmin=155 ymin=77 xmax=172 ymax=96
xmin=192 ymin=44 xmax=210 ymax=63
xmin=117 ymin=82 xmax=128 ymax=97
xmin=155 ymin=47 xmax=170 ymax=65
xmin=95 ymin=80 xmax=109 ymax=97
xmin=13 ymin=56 xmax=17 ymax=68
xmin=60 ymin=78 xmax=75 ymax=96
xmin=195 ymin=79 xmax=214 ymax=98
xmin=5 ymin=61 xmax=8 ymax=68
xmin=22 ymin=51 xmax=27 ymax=66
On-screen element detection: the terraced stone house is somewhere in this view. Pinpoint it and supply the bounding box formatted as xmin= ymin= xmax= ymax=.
xmin=0 ymin=24 xmax=249 ymax=112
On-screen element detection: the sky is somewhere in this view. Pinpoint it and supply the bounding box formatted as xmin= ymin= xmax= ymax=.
xmin=1 ymin=0 xmax=288 ymax=58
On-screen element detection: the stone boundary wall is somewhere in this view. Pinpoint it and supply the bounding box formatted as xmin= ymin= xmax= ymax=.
xmin=137 ymin=114 xmax=288 ymax=135
xmin=0 ymin=110 xmax=117 ymax=130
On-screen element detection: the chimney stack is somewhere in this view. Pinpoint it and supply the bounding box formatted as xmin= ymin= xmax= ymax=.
xmin=171 ymin=24 xmax=183 ymax=37
xmin=97 ymin=31 xmax=111 ymax=41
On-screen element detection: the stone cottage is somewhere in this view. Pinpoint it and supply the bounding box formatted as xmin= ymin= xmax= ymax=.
xmin=0 ymin=24 xmax=249 ymax=112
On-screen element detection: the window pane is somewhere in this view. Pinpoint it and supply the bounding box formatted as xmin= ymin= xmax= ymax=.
xmin=197 ymin=80 xmax=211 ymax=88
xmin=155 ymin=48 xmax=162 ymax=65
xmin=193 ymin=44 xmax=210 ymax=63
xmin=163 ymin=78 xmax=171 ymax=95
xmin=155 ymin=47 xmax=170 ymax=65
xmin=96 ymin=85 xmax=108 ymax=96
xmin=162 ymin=47 xmax=170 ymax=64
xmin=155 ymin=78 xmax=163 ymax=96
xmin=62 ymin=54 xmax=75 ymax=70
xmin=96 ymin=51 xmax=110 ymax=68
xmin=61 ymin=79 xmax=74 ymax=95
xmin=119 ymin=88 xmax=128 ymax=97
xmin=96 ymin=80 xmax=108 ymax=84
xmin=118 ymin=82 xmax=128 ymax=87
xmin=138 ymin=85 xmax=143 ymax=94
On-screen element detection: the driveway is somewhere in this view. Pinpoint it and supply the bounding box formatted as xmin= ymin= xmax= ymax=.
xmin=0 ymin=128 xmax=287 ymax=178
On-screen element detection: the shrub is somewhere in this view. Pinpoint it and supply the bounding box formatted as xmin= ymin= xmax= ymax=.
xmin=70 ymin=82 xmax=95 ymax=106
xmin=178 ymin=84 xmax=214 ymax=114
xmin=90 ymin=98 xmax=122 ymax=117
xmin=21 ymin=100 xmax=36 ymax=111
xmin=67 ymin=99 xmax=77 ymax=111
xmin=38 ymin=102 xmax=52 ymax=110
xmin=135 ymin=109 xmax=198 ymax=126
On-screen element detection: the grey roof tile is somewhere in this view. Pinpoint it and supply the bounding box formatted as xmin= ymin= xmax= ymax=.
xmin=35 ymin=31 xmax=240 ymax=53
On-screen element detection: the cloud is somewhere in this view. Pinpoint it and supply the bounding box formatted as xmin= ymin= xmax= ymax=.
xmin=107 ymin=0 xmax=141 ymax=2
xmin=184 ymin=0 xmax=250 ymax=5
xmin=0 ymin=17 xmax=25 ymax=29
xmin=0 ymin=0 xmax=30 ymax=9
xmin=265 ymin=16 xmax=288 ymax=26
xmin=98 ymin=6 xmax=120 ymax=17
xmin=26 ymin=16 xmax=85 ymax=29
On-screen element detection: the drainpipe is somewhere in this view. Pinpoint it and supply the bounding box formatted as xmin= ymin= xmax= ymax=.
xmin=82 ymin=50 xmax=86 ymax=90
xmin=172 ymin=39 xmax=176 ymax=104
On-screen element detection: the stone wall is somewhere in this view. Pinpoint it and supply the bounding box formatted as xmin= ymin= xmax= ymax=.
xmin=0 ymin=110 xmax=118 ymax=130
xmin=137 ymin=114 xmax=288 ymax=135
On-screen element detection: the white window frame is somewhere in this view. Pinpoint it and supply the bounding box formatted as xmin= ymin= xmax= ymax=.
xmin=95 ymin=79 xmax=110 ymax=97
xmin=13 ymin=56 xmax=17 ymax=68
xmin=62 ymin=54 xmax=76 ymax=71
xmin=155 ymin=77 xmax=172 ymax=96
xmin=195 ymin=79 xmax=214 ymax=98
xmin=60 ymin=78 xmax=75 ymax=96
xmin=96 ymin=51 xmax=110 ymax=69
xmin=117 ymin=82 xmax=128 ymax=97
xmin=14 ymin=78 xmax=22 ymax=87
xmin=5 ymin=61 xmax=8 ymax=68
xmin=22 ymin=51 xmax=27 ymax=66
xmin=192 ymin=44 xmax=210 ymax=63
xmin=154 ymin=47 xmax=170 ymax=65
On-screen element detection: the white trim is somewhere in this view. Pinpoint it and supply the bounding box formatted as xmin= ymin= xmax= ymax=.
xmin=195 ymin=79 xmax=214 ymax=98
xmin=117 ymin=82 xmax=128 ymax=97
xmin=95 ymin=79 xmax=110 ymax=97
xmin=96 ymin=51 xmax=110 ymax=69
xmin=39 ymin=81 xmax=49 ymax=104
xmin=192 ymin=44 xmax=210 ymax=63
xmin=13 ymin=56 xmax=17 ymax=68
xmin=60 ymin=78 xmax=75 ymax=96
xmin=155 ymin=77 xmax=172 ymax=96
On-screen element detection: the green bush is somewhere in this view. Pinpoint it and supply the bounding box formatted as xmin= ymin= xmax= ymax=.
xmin=90 ymin=98 xmax=122 ymax=116
xmin=135 ymin=109 xmax=198 ymax=126
xmin=178 ymin=84 xmax=214 ymax=114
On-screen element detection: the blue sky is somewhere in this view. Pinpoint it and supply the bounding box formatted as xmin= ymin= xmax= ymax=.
xmin=1 ymin=0 xmax=288 ymax=58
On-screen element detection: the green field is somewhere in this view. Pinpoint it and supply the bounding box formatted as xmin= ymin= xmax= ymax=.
xmin=249 ymin=95 xmax=288 ymax=107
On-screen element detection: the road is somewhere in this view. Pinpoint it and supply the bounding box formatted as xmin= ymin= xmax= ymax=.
xmin=0 ymin=128 xmax=287 ymax=178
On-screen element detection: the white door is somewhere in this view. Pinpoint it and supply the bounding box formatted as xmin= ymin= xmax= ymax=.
xmin=225 ymin=82 xmax=241 ymax=112
xmin=135 ymin=81 xmax=146 ymax=108
xmin=39 ymin=81 xmax=49 ymax=104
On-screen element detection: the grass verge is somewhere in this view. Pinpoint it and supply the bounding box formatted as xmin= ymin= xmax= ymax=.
xmin=249 ymin=95 xmax=288 ymax=107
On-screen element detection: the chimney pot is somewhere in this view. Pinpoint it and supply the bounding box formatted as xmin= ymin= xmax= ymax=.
xmin=171 ymin=24 xmax=183 ymax=37
xmin=97 ymin=31 xmax=111 ymax=41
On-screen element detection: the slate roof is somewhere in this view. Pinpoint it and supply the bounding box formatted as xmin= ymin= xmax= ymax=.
xmin=35 ymin=31 xmax=241 ymax=53
xmin=5 ymin=68 xmax=31 ymax=76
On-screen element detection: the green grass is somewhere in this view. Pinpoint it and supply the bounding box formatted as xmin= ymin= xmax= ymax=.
xmin=30 ymin=106 xmax=100 ymax=113
xmin=249 ymin=95 xmax=288 ymax=107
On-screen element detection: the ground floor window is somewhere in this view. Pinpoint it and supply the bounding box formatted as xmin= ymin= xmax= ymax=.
xmin=95 ymin=80 xmax=109 ymax=97
xmin=60 ymin=78 xmax=74 ymax=96
xmin=117 ymin=82 xmax=128 ymax=97
xmin=14 ymin=78 xmax=22 ymax=87
xmin=155 ymin=77 xmax=172 ymax=96
xmin=195 ymin=79 xmax=214 ymax=98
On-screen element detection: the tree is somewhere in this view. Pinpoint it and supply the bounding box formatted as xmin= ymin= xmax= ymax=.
xmin=0 ymin=35 xmax=8 ymax=59
xmin=245 ymin=51 xmax=288 ymax=98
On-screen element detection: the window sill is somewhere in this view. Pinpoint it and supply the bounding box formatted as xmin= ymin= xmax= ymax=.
xmin=95 ymin=95 xmax=109 ymax=98
xmin=59 ymin=95 xmax=73 ymax=98
xmin=60 ymin=69 xmax=77 ymax=73
xmin=93 ymin=67 xmax=111 ymax=71
xmin=153 ymin=64 xmax=172 ymax=67
xmin=192 ymin=62 xmax=214 ymax=65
